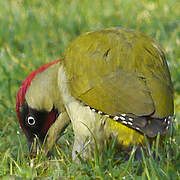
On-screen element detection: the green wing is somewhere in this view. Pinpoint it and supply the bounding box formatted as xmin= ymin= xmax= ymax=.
xmin=64 ymin=28 xmax=174 ymax=118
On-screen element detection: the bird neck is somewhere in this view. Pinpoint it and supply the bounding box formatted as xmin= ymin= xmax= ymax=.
xmin=25 ymin=62 xmax=65 ymax=112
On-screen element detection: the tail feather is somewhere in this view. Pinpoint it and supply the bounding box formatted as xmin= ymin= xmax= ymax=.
xmin=143 ymin=118 xmax=169 ymax=137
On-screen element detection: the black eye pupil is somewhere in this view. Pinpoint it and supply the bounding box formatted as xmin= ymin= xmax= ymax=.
xmin=29 ymin=119 xmax=34 ymax=124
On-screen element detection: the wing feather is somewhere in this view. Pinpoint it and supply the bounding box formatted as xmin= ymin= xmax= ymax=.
xmin=64 ymin=28 xmax=173 ymax=118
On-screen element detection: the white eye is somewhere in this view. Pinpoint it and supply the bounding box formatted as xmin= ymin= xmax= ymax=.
xmin=27 ymin=116 xmax=36 ymax=126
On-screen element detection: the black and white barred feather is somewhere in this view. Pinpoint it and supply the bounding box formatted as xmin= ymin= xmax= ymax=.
xmin=82 ymin=102 xmax=172 ymax=138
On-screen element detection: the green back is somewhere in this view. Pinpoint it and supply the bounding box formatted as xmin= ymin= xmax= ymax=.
xmin=63 ymin=28 xmax=174 ymax=118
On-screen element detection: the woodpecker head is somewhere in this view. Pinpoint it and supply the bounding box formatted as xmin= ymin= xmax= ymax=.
xmin=16 ymin=60 xmax=65 ymax=154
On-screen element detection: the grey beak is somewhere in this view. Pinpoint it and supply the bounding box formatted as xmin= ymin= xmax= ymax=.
xmin=28 ymin=136 xmax=41 ymax=157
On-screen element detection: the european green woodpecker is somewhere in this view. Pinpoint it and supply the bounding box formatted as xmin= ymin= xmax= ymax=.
xmin=58 ymin=28 xmax=174 ymax=160
xmin=16 ymin=60 xmax=70 ymax=155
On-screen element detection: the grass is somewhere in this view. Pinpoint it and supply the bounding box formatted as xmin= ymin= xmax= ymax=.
xmin=0 ymin=0 xmax=179 ymax=179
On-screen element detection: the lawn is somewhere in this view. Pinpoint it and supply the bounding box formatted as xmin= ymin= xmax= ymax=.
xmin=0 ymin=0 xmax=179 ymax=179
